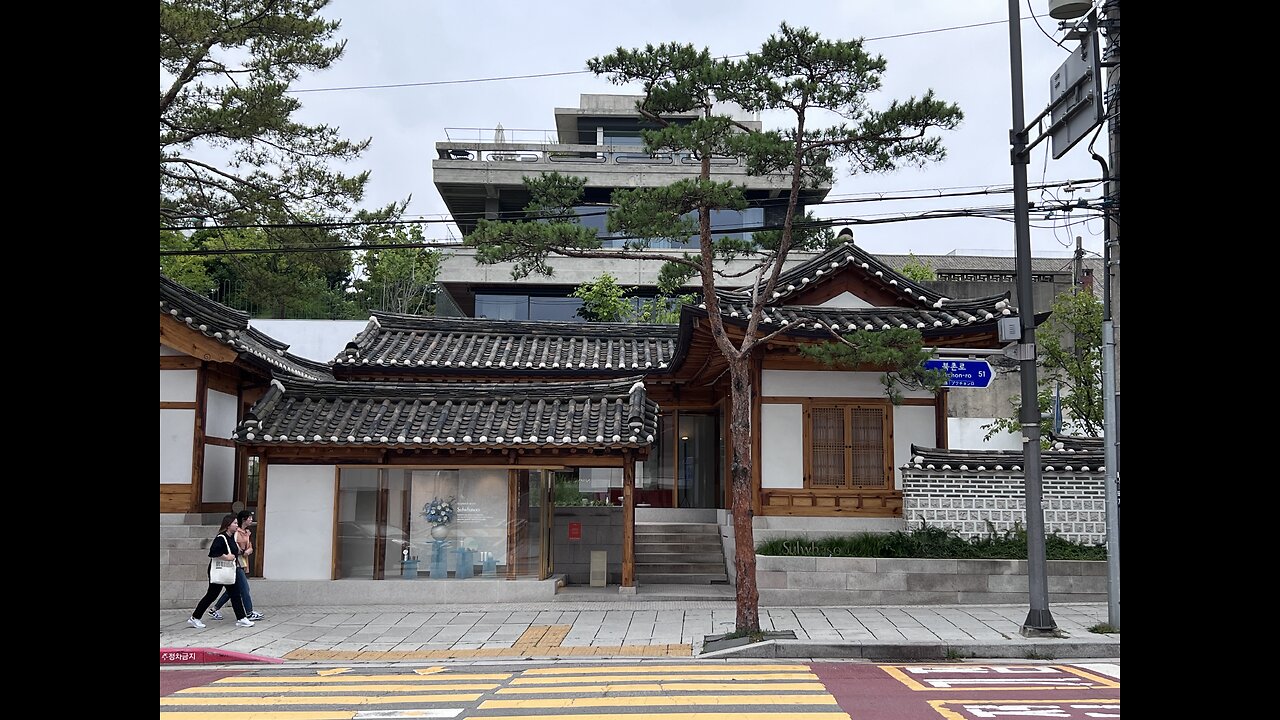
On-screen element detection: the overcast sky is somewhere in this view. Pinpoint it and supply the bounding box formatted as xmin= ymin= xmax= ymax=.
xmin=290 ymin=1 xmax=1110 ymax=260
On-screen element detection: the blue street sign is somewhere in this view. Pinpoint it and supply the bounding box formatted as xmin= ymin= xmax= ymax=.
xmin=923 ymin=359 xmax=994 ymax=388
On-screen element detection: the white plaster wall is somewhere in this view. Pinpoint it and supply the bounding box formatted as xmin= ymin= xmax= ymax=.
xmin=817 ymin=291 xmax=872 ymax=309
xmin=948 ymin=418 xmax=1020 ymax=450
xmin=160 ymin=369 xmax=197 ymax=402
xmin=763 ymin=369 xmax=932 ymax=399
xmin=263 ymin=465 xmax=336 ymax=580
xmin=761 ymin=404 xmax=804 ymax=488
xmin=160 ymin=409 xmax=194 ymax=484
xmin=160 ymin=344 xmax=185 ymax=356
xmin=893 ymin=406 xmax=936 ymax=487
xmin=249 ymin=319 xmax=368 ymax=363
xmin=206 ymin=389 xmax=238 ymax=438
xmin=202 ymin=444 xmax=236 ymax=502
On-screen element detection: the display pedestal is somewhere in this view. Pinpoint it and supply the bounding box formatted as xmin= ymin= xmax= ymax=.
xmin=402 ymin=559 xmax=419 ymax=579
xmin=429 ymin=540 xmax=449 ymax=578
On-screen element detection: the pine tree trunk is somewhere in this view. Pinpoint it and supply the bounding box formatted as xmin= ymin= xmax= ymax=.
xmin=728 ymin=356 xmax=760 ymax=632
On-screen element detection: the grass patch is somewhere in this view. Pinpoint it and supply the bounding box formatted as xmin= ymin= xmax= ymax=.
xmin=1089 ymin=622 xmax=1119 ymax=634
xmin=756 ymin=524 xmax=1106 ymax=561
xmin=943 ymin=647 xmax=968 ymax=661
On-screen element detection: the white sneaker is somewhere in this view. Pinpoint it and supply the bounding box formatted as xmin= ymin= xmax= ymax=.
xmin=235 ymin=618 xmax=254 ymax=628
xmin=187 ymin=617 xmax=206 ymax=629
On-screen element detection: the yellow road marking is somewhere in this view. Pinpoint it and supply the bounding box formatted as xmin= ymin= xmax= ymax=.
xmin=522 ymin=664 xmax=810 ymax=674
xmin=315 ymin=668 xmax=351 ymax=676
xmin=473 ymin=714 xmax=849 ymax=720
xmin=481 ymin=694 xmax=839 ymax=709
xmin=1059 ymin=665 xmax=1122 ymax=688
xmin=497 ymin=682 xmax=828 ymax=694
xmin=178 ymin=683 xmax=498 ymax=693
xmin=414 ymin=667 xmax=446 ymax=675
xmin=511 ymin=673 xmax=815 ymax=684
xmin=215 ymin=674 xmax=510 ymax=683
xmin=161 ymin=694 xmax=480 ymax=706
xmin=165 ymin=707 xmax=358 ymax=712
xmin=928 ymin=698 xmax=1119 ymax=720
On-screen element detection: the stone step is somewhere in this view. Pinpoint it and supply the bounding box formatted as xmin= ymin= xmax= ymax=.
xmin=636 ymin=562 xmax=727 ymax=573
xmin=634 ymin=532 xmax=720 ymax=543
xmin=160 ymin=512 xmax=226 ymax=526
xmin=635 ymin=522 xmax=721 ymax=533
xmin=635 ymin=572 xmax=728 ymax=584
xmin=636 ymin=551 xmax=726 ymax=563
xmin=160 ymin=537 xmax=213 ymax=550
xmin=161 ymin=525 xmax=220 ymax=539
xmin=635 ymin=545 xmax=723 ymax=557
xmin=161 ymin=547 xmax=216 ymax=566
xmin=637 ymin=538 xmax=727 ymax=548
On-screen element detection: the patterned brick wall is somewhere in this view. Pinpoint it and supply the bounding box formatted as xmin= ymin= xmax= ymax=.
xmin=901 ymin=469 xmax=1111 ymax=544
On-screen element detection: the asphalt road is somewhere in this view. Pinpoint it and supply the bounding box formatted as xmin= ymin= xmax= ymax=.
xmin=160 ymin=659 xmax=1120 ymax=719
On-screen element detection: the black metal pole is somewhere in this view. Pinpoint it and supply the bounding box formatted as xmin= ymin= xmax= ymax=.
xmin=1008 ymin=0 xmax=1057 ymax=635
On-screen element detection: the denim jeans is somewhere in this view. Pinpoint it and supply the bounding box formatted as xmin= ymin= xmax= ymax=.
xmin=213 ymin=565 xmax=253 ymax=613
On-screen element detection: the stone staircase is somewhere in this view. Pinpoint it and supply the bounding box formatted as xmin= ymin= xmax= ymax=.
xmin=634 ymin=522 xmax=728 ymax=585
xmin=160 ymin=512 xmax=223 ymax=610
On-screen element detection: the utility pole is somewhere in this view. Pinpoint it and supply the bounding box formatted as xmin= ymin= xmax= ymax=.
xmin=1007 ymin=0 xmax=1056 ymax=636
xmin=1055 ymin=0 xmax=1120 ymax=632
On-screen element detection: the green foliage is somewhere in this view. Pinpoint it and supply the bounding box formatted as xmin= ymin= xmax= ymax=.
xmin=186 ymin=225 xmax=360 ymax=319
xmin=900 ymin=253 xmax=937 ymax=282
xmin=573 ymin=273 xmax=634 ymax=322
xmin=983 ymin=290 xmax=1104 ymax=442
xmin=468 ymin=173 xmax=601 ymax=279
xmin=553 ymin=478 xmax=611 ymax=507
xmin=797 ymin=328 xmax=948 ymax=403
xmin=352 ymin=224 xmax=442 ymax=316
xmin=160 ymin=0 xmax=392 ymax=226
xmin=755 ymin=524 xmax=1107 ymax=561
xmin=160 ymin=229 xmax=214 ymax=292
xmin=1089 ymin=623 xmax=1119 ymax=634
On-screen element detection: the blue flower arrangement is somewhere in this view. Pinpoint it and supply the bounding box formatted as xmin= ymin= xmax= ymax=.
xmin=423 ymin=496 xmax=456 ymax=526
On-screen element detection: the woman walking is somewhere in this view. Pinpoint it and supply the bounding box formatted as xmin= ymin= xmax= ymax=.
xmin=187 ymin=514 xmax=253 ymax=628
xmin=207 ymin=510 xmax=264 ymax=621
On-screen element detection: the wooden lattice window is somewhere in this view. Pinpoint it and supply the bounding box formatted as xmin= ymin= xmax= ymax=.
xmin=806 ymin=403 xmax=890 ymax=489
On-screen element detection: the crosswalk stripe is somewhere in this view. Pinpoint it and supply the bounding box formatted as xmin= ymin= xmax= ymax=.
xmin=214 ymin=674 xmax=510 ymax=684
xmin=496 ymin=682 xmax=827 ymax=694
xmin=161 ymin=694 xmax=482 ymax=706
xmin=510 ymin=673 xmax=816 ymax=684
xmin=178 ymin=684 xmax=499 ymax=693
xmin=480 ymin=694 xmax=839 ymax=709
xmin=162 ymin=707 xmax=360 ymax=712
xmin=521 ymin=664 xmax=809 ymax=675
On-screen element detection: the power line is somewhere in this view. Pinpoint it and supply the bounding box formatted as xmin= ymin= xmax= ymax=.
xmin=159 ymin=199 xmax=1107 ymax=257
xmin=288 ymin=16 xmax=1046 ymax=95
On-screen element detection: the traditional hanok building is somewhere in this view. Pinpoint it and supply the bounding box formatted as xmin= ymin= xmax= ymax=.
xmin=160 ymin=240 xmax=1032 ymax=602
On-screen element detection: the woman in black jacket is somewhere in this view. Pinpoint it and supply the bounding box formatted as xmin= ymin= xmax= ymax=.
xmin=187 ymin=514 xmax=252 ymax=628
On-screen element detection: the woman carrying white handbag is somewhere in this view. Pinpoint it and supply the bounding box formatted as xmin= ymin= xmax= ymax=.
xmin=187 ymin=514 xmax=253 ymax=628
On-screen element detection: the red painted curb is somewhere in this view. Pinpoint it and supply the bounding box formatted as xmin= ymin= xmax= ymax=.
xmin=160 ymin=647 xmax=284 ymax=665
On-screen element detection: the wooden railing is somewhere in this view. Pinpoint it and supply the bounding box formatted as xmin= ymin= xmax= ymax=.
xmin=760 ymin=488 xmax=902 ymax=517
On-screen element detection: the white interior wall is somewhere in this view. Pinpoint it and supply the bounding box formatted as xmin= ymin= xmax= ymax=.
xmin=202 ymin=445 xmax=236 ymax=502
xmin=263 ymin=465 xmax=336 ymax=580
xmin=893 ymin=406 xmax=936 ymax=486
xmin=817 ymin=291 xmax=873 ymax=308
xmin=160 ymin=369 xmax=197 ymax=402
xmin=762 ymin=369 xmax=931 ymax=399
xmin=160 ymin=409 xmax=195 ymax=484
xmin=206 ymin=389 xmax=238 ymax=438
xmin=249 ymin=319 xmax=368 ymax=363
xmin=761 ymin=404 xmax=804 ymax=488
xmin=948 ymin=418 xmax=1021 ymax=450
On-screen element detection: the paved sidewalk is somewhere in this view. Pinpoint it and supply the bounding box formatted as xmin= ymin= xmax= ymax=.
xmin=160 ymin=601 xmax=1119 ymax=664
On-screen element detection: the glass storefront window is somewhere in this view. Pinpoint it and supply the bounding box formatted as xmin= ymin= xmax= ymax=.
xmin=335 ymin=467 xmax=552 ymax=581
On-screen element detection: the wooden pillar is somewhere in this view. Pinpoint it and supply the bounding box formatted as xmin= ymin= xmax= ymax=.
xmin=190 ymin=361 xmax=209 ymax=512
xmin=935 ymin=388 xmax=949 ymax=448
xmin=622 ymin=451 xmax=636 ymax=588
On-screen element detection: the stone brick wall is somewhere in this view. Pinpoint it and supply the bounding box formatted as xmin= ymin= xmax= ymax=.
xmin=902 ymin=468 xmax=1110 ymax=544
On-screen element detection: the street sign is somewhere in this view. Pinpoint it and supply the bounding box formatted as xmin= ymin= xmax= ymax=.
xmin=924 ymin=359 xmax=993 ymax=388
